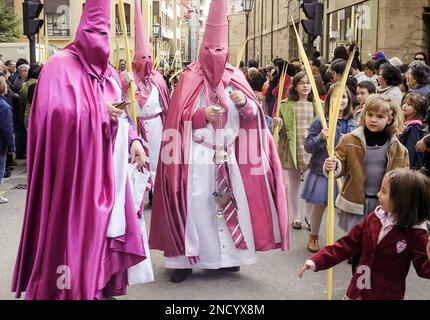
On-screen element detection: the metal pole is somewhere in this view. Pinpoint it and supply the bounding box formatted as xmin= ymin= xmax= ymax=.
xmin=245 ymin=12 xmax=249 ymax=65
xmin=188 ymin=23 xmax=191 ymax=62
xmin=307 ymin=35 xmax=314 ymax=57
xmin=155 ymin=38 xmax=158 ymax=63
xmin=24 ymin=0 xmax=36 ymax=65
xmin=29 ymin=34 xmax=36 ymax=66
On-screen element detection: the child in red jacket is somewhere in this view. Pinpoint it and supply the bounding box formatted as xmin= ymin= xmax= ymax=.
xmin=299 ymin=168 xmax=430 ymax=300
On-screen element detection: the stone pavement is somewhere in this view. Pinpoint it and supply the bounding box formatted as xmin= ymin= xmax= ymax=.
xmin=0 ymin=162 xmax=429 ymax=300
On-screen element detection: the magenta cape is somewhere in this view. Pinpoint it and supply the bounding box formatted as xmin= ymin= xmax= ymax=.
xmin=11 ymin=50 xmax=146 ymax=300
xmin=149 ymin=63 xmax=289 ymax=260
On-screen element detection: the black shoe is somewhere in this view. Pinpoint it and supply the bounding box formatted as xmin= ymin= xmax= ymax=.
xmin=3 ymin=171 xmax=11 ymax=178
xmin=221 ymin=266 xmax=240 ymax=272
xmin=170 ymin=269 xmax=192 ymax=283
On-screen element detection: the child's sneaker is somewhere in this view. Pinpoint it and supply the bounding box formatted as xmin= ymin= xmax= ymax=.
xmin=0 ymin=196 xmax=8 ymax=204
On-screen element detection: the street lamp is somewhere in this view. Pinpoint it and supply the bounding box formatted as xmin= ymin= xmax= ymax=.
xmin=152 ymin=22 xmax=161 ymax=61
xmin=242 ymin=0 xmax=254 ymax=66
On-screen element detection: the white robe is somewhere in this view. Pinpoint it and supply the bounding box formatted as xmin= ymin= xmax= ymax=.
xmin=135 ymin=84 xmax=163 ymax=184
xmin=108 ymin=77 xmax=154 ymax=284
xmin=165 ymin=86 xmax=259 ymax=269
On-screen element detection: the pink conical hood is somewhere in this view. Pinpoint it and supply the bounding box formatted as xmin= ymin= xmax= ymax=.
xmin=134 ymin=0 xmax=153 ymax=79
xmin=72 ymin=0 xmax=111 ymax=79
xmin=198 ymin=0 xmax=229 ymax=90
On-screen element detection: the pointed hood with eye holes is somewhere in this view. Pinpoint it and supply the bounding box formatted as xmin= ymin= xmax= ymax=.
xmin=67 ymin=0 xmax=111 ymax=80
xmin=198 ymin=0 xmax=229 ymax=90
xmin=134 ymin=0 xmax=153 ymax=80
xmin=132 ymin=0 xmax=155 ymax=103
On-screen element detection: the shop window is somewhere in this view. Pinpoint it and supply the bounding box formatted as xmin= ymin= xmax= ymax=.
xmin=327 ymin=0 xmax=377 ymax=62
xmin=45 ymin=0 xmax=70 ymax=37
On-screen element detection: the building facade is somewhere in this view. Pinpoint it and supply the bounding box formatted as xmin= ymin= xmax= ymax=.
xmin=152 ymin=0 xmax=183 ymax=64
xmin=10 ymin=0 xmax=430 ymax=67
xmin=12 ymin=0 xmax=195 ymax=67
xmin=181 ymin=0 xmax=209 ymax=63
xmin=229 ymin=0 xmax=430 ymax=67
xmin=228 ymin=0 xmax=308 ymax=67
xmin=324 ymin=0 xmax=430 ymax=64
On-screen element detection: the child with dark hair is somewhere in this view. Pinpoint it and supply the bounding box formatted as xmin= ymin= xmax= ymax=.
xmin=323 ymin=94 xmax=409 ymax=271
xmin=274 ymin=71 xmax=315 ymax=230
xmin=330 ymin=59 xmax=348 ymax=82
xmin=330 ymin=59 xmax=359 ymax=107
xmin=354 ymin=81 xmax=377 ymax=120
xmin=364 ymin=60 xmax=378 ymax=87
xmin=299 ymin=168 xmax=430 ymax=300
xmin=399 ymin=93 xmax=427 ymax=169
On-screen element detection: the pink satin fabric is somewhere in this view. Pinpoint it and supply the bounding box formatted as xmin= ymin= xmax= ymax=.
xmin=198 ymin=0 xmax=229 ymax=90
xmin=148 ymin=63 xmax=290 ymax=262
xmin=133 ymin=0 xmax=154 ymax=103
xmin=68 ymin=0 xmax=110 ymax=80
xmin=12 ymin=0 xmax=146 ymax=300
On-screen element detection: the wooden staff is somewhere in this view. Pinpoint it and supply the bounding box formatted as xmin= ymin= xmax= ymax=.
xmin=169 ymin=68 xmax=184 ymax=83
xmin=44 ymin=14 xmax=49 ymax=62
xmin=326 ymin=46 xmax=357 ymax=300
xmin=273 ymin=64 xmax=287 ymax=145
xmin=291 ymin=18 xmax=343 ymax=192
xmin=154 ymin=41 xmax=166 ymax=70
xmin=117 ymin=0 xmax=137 ymax=129
xmin=236 ymin=38 xmax=249 ymax=68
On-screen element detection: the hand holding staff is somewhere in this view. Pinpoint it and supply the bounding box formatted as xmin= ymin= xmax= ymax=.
xmin=326 ymin=46 xmax=357 ymax=300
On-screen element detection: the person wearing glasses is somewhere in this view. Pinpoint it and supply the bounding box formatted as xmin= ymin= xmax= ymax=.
xmin=414 ymin=52 xmax=428 ymax=65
